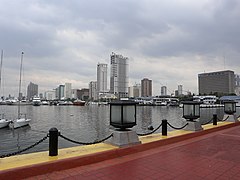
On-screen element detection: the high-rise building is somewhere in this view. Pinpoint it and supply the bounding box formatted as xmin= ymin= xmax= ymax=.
xmin=79 ymin=88 xmax=89 ymax=101
xmin=64 ymin=83 xmax=72 ymax=99
xmin=89 ymin=81 xmax=98 ymax=101
xmin=44 ymin=90 xmax=56 ymax=100
xmin=128 ymin=84 xmax=141 ymax=97
xmin=198 ymin=70 xmax=235 ymax=95
xmin=141 ymin=78 xmax=152 ymax=97
xmin=235 ymin=74 xmax=240 ymax=96
xmin=178 ymin=85 xmax=183 ymax=96
xmin=235 ymin=74 xmax=240 ymax=87
xmin=97 ymin=63 xmax=108 ymax=95
xmin=161 ymin=86 xmax=167 ymax=96
xmin=27 ymin=82 xmax=38 ymax=100
xmin=110 ymin=52 xmax=129 ymax=98
xmin=56 ymin=85 xmax=65 ymax=100
xmin=71 ymin=89 xmax=80 ymax=99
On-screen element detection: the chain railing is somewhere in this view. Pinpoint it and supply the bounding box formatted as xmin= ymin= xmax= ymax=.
xmin=218 ymin=116 xmax=229 ymax=122
xmin=137 ymin=123 xmax=162 ymax=136
xmin=201 ymin=118 xmax=213 ymax=125
xmin=1 ymin=112 xmax=238 ymax=158
xmin=167 ymin=122 xmax=189 ymax=130
xmin=0 ymin=134 xmax=49 ymax=158
xmin=59 ymin=133 xmax=113 ymax=145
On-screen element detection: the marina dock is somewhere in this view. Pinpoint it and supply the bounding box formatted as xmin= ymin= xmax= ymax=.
xmin=1 ymin=121 xmax=240 ymax=179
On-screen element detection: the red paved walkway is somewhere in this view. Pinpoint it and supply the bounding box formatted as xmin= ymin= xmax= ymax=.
xmin=24 ymin=125 xmax=240 ymax=180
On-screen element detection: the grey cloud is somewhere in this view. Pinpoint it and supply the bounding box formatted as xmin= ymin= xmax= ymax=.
xmin=0 ymin=0 xmax=240 ymax=95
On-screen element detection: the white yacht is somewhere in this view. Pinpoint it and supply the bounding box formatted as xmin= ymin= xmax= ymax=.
xmin=9 ymin=114 xmax=31 ymax=129
xmin=0 ymin=114 xmax=10 ymax=128
xmin=32 ymin=96 xmax=41 ymax=106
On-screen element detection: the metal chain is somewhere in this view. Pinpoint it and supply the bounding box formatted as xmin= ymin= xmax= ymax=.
xmin=222 ymin=116 xmax=229 ymax=121
xmin=167 ymin=122 xmax=189 ymax=130
xmin=59 ymin=133 xmax=113 ymax=145
xmin=201 ymin=118 xmax=213 ymax=125
xmin=137 ymin=123 xmax=162 ymax=136
xmin=0 ymin=134 xmax=49 ymax=158
xmin=218 ymin=116 xmax=229 ymax=122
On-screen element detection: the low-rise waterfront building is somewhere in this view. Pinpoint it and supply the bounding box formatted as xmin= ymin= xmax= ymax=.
xmin=198 ymin=70 xmax=235 ymax=95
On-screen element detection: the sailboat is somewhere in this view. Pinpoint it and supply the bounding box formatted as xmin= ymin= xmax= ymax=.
xmin=9 ymin=52 xmax=31 ymax=129
xmin=0 ymin=50 xmax=10 ymax=128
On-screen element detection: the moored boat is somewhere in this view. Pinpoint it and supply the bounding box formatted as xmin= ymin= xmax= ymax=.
xmin=32 ymin=96 xmax=41 ymax=106
xmin=9 ymin=52 xmax=31 ymax=129
xmin=73 ymin=99 xmax=85 ymax=106
xmin=0 ymin=114 xmax=10 ymax=128
xmin=9 ymin=116 xmax=31 ymax=129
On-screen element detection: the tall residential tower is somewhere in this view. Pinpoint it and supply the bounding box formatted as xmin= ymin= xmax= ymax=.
xmin=110 ymin=53 xmax=129 ymax=98
xmin=141 ymin=78 xmax=152 ymax=97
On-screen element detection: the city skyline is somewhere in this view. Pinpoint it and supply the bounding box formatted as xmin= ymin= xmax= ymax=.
xmin=0 ymin=1 xmax=240 ymax=96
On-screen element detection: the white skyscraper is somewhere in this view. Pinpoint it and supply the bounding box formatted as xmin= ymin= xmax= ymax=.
xmin=89 ymin=81 xmax=98 ymax=101
xmin=97 ymin=63 xmax=108 ymax=94
xmin=110 ymin=53 xmax=129 ymax=98
xmin=64 ymin=83 xmax=72 ymax=99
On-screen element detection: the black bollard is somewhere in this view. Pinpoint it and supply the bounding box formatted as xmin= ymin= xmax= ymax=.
xmin=213 ymin=114 xmax=217 ymax=125
xmin=49 ymin=127 xmax=59 ymax=156
xmin=162 ymin=119 xmax=168 ymax=136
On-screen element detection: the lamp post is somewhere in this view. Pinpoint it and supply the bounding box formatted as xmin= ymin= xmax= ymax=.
xmin=182 ymin=101 xmax=203 ymax=131
xmin=108 ymin=100 xmax=141 ymax=147
xmin=223 ymin=100 xmax=237 ymax=122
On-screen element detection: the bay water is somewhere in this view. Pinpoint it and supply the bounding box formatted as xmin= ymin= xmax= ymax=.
xmin=0 ymin=105 xmax=239 ymax=155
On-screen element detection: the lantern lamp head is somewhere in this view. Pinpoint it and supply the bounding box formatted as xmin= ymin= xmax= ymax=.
xmin=223 ymin=100 xmax=236 ymax=115
xmin=109 ymin=101 xmax=137 ymax=131
xmin=182 ymin=101 xmax=201 ymax=121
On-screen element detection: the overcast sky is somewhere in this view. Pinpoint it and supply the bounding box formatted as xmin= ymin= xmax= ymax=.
xmin=0 ymin=0 xmax=239 ymax=97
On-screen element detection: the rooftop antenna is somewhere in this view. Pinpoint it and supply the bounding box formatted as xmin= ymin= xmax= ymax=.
xmin=223 ymin=54 xmax=226 ymax=70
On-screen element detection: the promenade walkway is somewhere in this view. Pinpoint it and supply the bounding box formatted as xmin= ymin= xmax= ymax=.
xmin=1 ymin=122 xmax=240 ymax=179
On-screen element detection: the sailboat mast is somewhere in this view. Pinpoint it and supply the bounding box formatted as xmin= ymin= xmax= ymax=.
xmin=0 ymin=50 xmax=3 ymax=97
xmin=18 ymin=52 xmax=24 ymax=119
